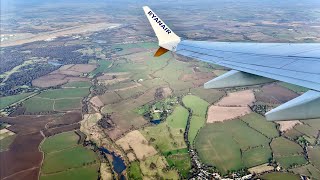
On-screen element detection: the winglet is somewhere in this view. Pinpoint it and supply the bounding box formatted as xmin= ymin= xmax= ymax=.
xmin=154 ymin=47 xmax=169 ymax=57
xmin=143 ymin=6 xmax=181 ymax=55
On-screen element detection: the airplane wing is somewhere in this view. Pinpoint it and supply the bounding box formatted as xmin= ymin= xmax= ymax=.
xmin=143 ymin=6 xmax=320 ymax=121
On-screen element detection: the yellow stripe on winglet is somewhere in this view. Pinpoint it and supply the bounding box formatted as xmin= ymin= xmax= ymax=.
xmin=154 ymin=47 xmax=169 ymax=57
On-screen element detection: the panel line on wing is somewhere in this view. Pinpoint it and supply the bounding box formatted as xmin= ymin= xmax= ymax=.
xmin=178 ymin=47 xmax=320 ymax=75
xmin=178 ymin=43 xmax=320 ymax=61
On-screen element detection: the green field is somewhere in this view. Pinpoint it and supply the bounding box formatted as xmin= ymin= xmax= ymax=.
xmin=260 ymin=172 xmax=300 ymax=180
xmin=271 ymin=137 xmax=304 ymax=156
xmin=24 ymin=87 xmax=89 ymax=113
xmin=182 ymin=95 xmax=209 ymax=144
xmin=195 ymin=120 xmax=272 ymax=174
xmin=278 ymin=82 xmax=308 ymax=93
xmin=24 ymin=97 xmax=54 ymax=113
xmin=242 ymin=146 xmax=272 ymax=168
xmin=196 ymin=128 xmax=243 ymax=174
xmin=99 ymin=91 xmax=122 ymax=105
xmin=139 ymin=101 xmax=189 ymax=153
xmin=240 ymin=113 xmax=279 ymax=139
xmin=294 ymin=124 xmax=319 ymax=138
xmin=190 ymin=87 xmax=225 ymax=104
xmin=42 ymin=146 xmax=98 ymax=174
xmin=116 ymin=86 xmax=147 ymax=99
xmin=40 ymin=164 xmax=99 ymax=180
xmin=165 ymin=151 xmax=191 ymax=178
xmin=302 ymin=118 xmax=320 ymax=129
xmin=152 ymin=58 xmax=194 ymax=94
xmin=188 ymin=116 xmax=206 ymax=145
xmin=38 ymin=88 xmax=89 ymax=99
xmin=276 ymin=155 xmax=307 ymax=169
xmin=41 ymin=131 xmax=79 ymax=154
xmin=290 ymin=164 xmax=320 ymax=180
xmin=284 ymin=128 xmax=304 ymax=140
xmin=139 ymin=154 xmax=179 ymax=179
xmin=308 ymin=146 xmax=320 ymax=170
xmin=182 ymin=95 xmax=209 ymax=117
xmin=271 ymin=137 xmax=307 ymax=169
xmin=167 ymin=105 xmax=189 ymax=129
xmin=128 ymin=161 xmax=143 ymax=180
xmin=89 ymin=60 xmax=112 ymax=77
xmin=223 ymin=120 xmax=270 ymax=150
xmin=54 ymin=98 xmax=82 ymax=111
xmin=0 ymin=92 xmax=34 ymax=109
xmin=62 ymin=81 xmax=91 ymax=88
xmin=140 ymin=122 xmax=186 ymax=152
xmin=0 ymin=135 xmax=16 ymax=152
xmin=41 ymin=131 xmax=99 ymax=179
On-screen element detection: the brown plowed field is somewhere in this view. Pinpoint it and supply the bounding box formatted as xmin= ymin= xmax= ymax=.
xmin=0 ymin=132 xmax=43 ymax=179
xmin=180 ymin=72 xmax=215 ymax=87
xmin=3 ymin=167 xmax=40 ymax=180
xmin=43 ymin=123 xmax=80 ymax=137
xmin=0 ymin=112 xmax=82 ymax=180
xmin=46 ymin=111 xmax=82 ymax=129
xmin=32 ymin=64 xmax=94 ymax=88
xmin=255 ymin=84 xmax=299 ymax=104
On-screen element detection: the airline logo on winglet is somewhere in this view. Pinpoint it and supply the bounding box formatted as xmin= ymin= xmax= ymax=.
xmin=147 ymin=10 xmax=172 ymax=34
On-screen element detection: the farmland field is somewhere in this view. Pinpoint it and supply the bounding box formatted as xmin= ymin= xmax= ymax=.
xmin=23 ymin=87 xmax=89 ymax=113
xmin=89 ymin=60 xmax=112 ymax=77
xmin=276 ymin=155 xmax=307 ymax=169
xmin=240 ymin=113 xmax=279 ymax=139
xmin=271 ymin=137 xmax=304 ymax=156
xmin=270 ymin=137 xmax=307 ymax=169
xmin=38 ymin=88 xmax=89 ymax=99
xmin=188 ymin=116 xmax=206 ymax=145
xmin=24 ymin=97 xmax=55 ymax=113
xmin=260 ymin=172 xmax=300 ymax=180
xmin=54 ymin=98 xmax=82 ymax=111
xmin=167 ymin=105 xmax=189 ymax=129
xmin=308 ymin=147 xmax=320 ymax=170
xmin=278 ymin=82 xmax=308 ymax=93
xmin=195 ymin=128 xmax=243 ymax=175
xmin=195 ymin=120 xmax=272 ymax=174
xmin=139 ymin=154 xmax=179 ymax=179
xmin=242 ymin=146 xmax=272 ymax=168
xmin=0 ymin=135 xmax=16 ymax=152
xmin=62 ymin=81 xmax=91 ymax=88
xmin=40 ymin=164 xmax=99 ymax=180
xmin=42 ymin=146 xmax=98 ymax=173
xmin=41 ymin=131 xmax=79 ymax=154
xmin=290 ymin=164 xmax=320 ymax=180
xmin=0 ymin=92 xmax=34 ymax=109
xmin=189 ymin=87 xmax=225 ymax=104
xmin=182 ymin=95 xmax=209 ymax=117
xmin=41 ymin=131 xmax=99 ymax=179
xmin=140 ymin=121 xmax=186 ymax=152
xmin=165 ymin=150 xmax=191 ymax=178
xmin=128 ymin=161 xmax=143 ymax=180
xmin=182 ymin=95 xmax=209 ymax=144
xmin=294 ymin=124 xmax=319 ymax=138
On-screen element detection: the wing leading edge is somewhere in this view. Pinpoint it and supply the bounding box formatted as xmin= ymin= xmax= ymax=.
xmin=143 ymin=6 xmax=320 ymax=121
